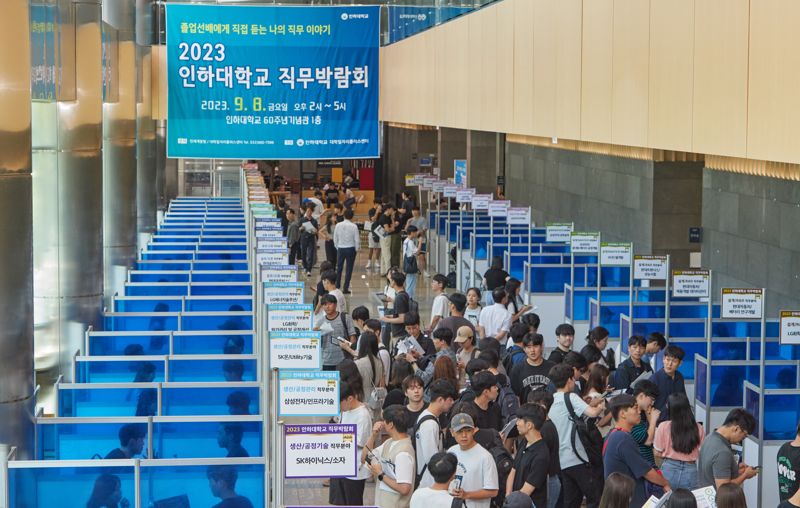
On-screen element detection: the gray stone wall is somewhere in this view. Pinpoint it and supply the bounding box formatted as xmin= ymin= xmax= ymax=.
xmin=652 ymin=162 xmax=703 ymax=268
xmin=505 ymin=143 xmax=655 ymax=253
xmin=383 ymin=126 xmax=436 ymax=202
xmin=702 ymin=169 xmax=800 ymax=315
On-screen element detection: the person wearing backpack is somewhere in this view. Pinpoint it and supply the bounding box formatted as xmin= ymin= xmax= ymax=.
xmin=413 ymin=379 xmax=459 ymax=488
xmin=547 ymin=364 xmax=606 ymax=508
xmin=464 ymin=371 xmax=504 ymax=433
xmin=503 ymin=323 xmax=528 ymax=374
xmin=314 ymin=295 xmax=357 ymax=371
xmin=475 ymin=349 xmax=519 ymax=428
xmin=410 ymin=452 xmax=461 ymax=508
xmin=455 ymin=325 xmax=480 ymax=389
xmin=447 ymin=413 xmax=500 ymax=508
xmin=408 ymin=328 xmax=457 ymax=386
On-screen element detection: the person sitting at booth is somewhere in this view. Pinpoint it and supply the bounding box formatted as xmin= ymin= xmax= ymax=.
xmin=650 ymin=345 xmax=687 ymax=420
xmin=612 ymin=335 xmax=653 ymax=392
xmin=207 ymin=465 xmax=254 ymax=508
xmin=87 ymin=474 xmax=130 ymax=508
xmin=217 ymin=423 xmax=249 ymax=458
xmin=226 ymin=391 xmax=251 ymax=416
xmin=105 ymin=424 xmax=146 ymax=459
xmin=222 ymin=360 xmax=245 ymax=382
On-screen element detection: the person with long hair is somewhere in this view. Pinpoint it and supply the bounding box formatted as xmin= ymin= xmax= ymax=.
xmin=483 ymin=256 xmax=510 ymax=305
xmin=320 ymin=209 xmax=338 ymax=265
xmin=666 ymin=489 xmax=698 ymax=508
xmin=353 ymin=332 xmax=385 ymax=419
xmin=336 ymin=358 xmax=364 ymax=404
xmin=582 ymin=363 xmax=613 ymax=431
xmin=654 ymin=393 xmax=705 ymax=490
xmin=505 ymin=278 xmax=531 ymax=324
xmin=581 ymin=326 xmax=616 ymax=371
xmin=86 ymin=474 xmax=129 ymax=508
xmin=382 ymin=358 xmax=415 ymax=407
xmin=715 ymin=483 xmax=747 ymax=508
xmin=424 ymin=355 xmax=458 ymax=403
xmin=598 ymin=472 xmax=634 ymax=508
xmin=464 ymin=287 xmax=483 ymax=326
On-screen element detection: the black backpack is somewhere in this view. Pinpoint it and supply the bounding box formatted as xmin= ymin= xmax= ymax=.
xmin=410 ymin=413 xmax=441 ymax=487
xmin=497 ymin=379 xmax=520 ymax=426
xmin=474 ymin=428 xmax=514 ymax=508
xmin=502 ymin=345 xmax=525 ymax=375
xmin=564 ymin=393 xmax=604 ymax=467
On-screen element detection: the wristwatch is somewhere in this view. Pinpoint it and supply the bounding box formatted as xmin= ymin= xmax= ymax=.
xmin=377 ymin=474 xmax=385 ymax=482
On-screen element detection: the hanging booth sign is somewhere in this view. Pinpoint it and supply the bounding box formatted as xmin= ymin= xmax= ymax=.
xmin=257 ymin=238 xmax=288 ymax=250
xmin=721 ymin=288 xmax=764 ymax=320
xmin=256 ymin=249 xmax=289 ymax=266
xmin=443 ymin=185 xmax=459 ymax=198
xmin=506 ymin=207 xmax=531 ymax=225
xmin=456 ymin=188 xmax=475 ymax=204
xmin=600 ymin=243 xmax=632 ymax=266
xmin=570 ymin=232 xmax=600 ymax=254
xmin=780 ymin=311 xmax=800 ymax=345
xmin=672 ymin=270 xmax=710 ymax=298
xmin=278 ymin=370 xmax=339 ymax=416
xmin=263 ymin=282 xmax=305 ymax=305
xmin=633 ymin=255 xmax=668 ymax=280
xmin=260 ymin=264 xmax=298 ymax=283
xmin=284 ymin=424 xmax=358 ymax=478
xmin=471 ymin=194 xmax=491 ymax=210
xmin=267 ymin=303 xmax=314 ymax=332
xmin=270 ymin=331 xmax=321 ymax=370
xmin=545 ymin=222 xmax=574 ymax=243
xmin=488 ymin=200 xmax=510 ymax=218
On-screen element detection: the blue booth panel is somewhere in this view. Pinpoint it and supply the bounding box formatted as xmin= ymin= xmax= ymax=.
xmin=58 ymin=385 xmax=158 ymax=417
xmin=161 ymin=385 xmax=260 ymax=416
xmin=203 ymin=229 xmax=246 ymax=236
xmin=189 ymin=284 xmax=253 ymax=296
xmin=37 ymin=420 xmax=148 ymax=460
xmin=172 ymin=332 xmax=254 ymax=355
xmin=87 ymin=333 xmax=172 ymax=356
xmin=9 ymin=464 xmax=136 ymax=508
xmin=696 ymin=359 xmax=708 ymax=405
xmin=168 ymin=357 xmax=257 ymax=382
xmin=152 ymin=419 xmax=263 ymax=458
xmin=191 ymin=272 xmax=251 ymax=283
xmin=140 ymin=462 xmax=264 ymax=508
xmin=529 ymin=266 xmax=571 ymax=293
xmin=135 ymin=262 xmax=193 ymax=271
xmin=129 ymin=272 xmax=190 ymax=283
xmin=184 ymin=298 xmax=253 ymax=312
xmin=140 ymin=252 xmax=195 ymax=261
xmin=197 ymin=243 xmax=246 ymax=252
xmin=192 ymin=261 xmax=248 ymax=271
xmin=114 ymin=298 xmax=183 ymax=313
xmin=181 ymin=313 xmax=253 ymax=331
xmin=152 ymin=236 xmax=200 ymax=243
xmin=148 ymin=243 xmax=196 ymax=251
xmin=709 ymin=364 xmax=798 ymax=407
xmin=77 ymin=358 xmax=166 ymax=384
xmin=104 ymin=314 xmax=180 ymax=332
xmin=752 ymin=341 xmax=800 ymax=361
xmin=125 ymin=284 xmax=189 ymax=297
xmin=195 ymin=252 xmax=248 ymax=261
xmin=763 ymin=393 xmax=800 ymax=441
xmin=200 ymin=236 xmax=247 ymax=243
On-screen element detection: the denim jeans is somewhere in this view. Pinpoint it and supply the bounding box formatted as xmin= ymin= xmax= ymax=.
xmin=405 ymin=273 xmax=418 ymax=299
xmin=660 ymin=458 xmax=698 ymax=491
xmin=547 ymin=474 xmax=561 ymax=508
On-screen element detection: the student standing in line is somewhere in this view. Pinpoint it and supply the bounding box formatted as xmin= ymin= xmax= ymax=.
xmin=527 ymin=390 xmax=562 ymax=508
xmin=410 ymin=452 xmax=459 ymax=508
xmin=547 ymin=323 xmax=575 ymax=364
xmin=510 ymin=333 xmax=555 ymax=401
xmin=628 ymin=379 xmax=661 ymax=468
xmin=429 ymin=274 xmax=450 ymax=331
xmin=697 ymin=408 xmax=759 ymax=489
xmin=483 ymin=256 xmax=510 ymax=305
xmin=603 ymin=394 xmax=671 ymax=508
xmin=413 ymin=379 xmax=458 ymax=488
xmin=365 ymin=405 xmax=416 ymax=508
xmin=408 ymin=328 xmax=457 ymax=387
xmin=365 ymin=200 xmax=383 ymax=270
xmin=613 ymin=335 xmax=653 ymax=392
xmin=436 ymin=293 xmax=476 ymax=349
xmin=464 ymin=288 xmax=483 ymax=327
xmin=504 ymin=278 xmax=531 ymax=325
xmin=478 ymin=288 xmax=512 ymax=344
xmin=548 ymin=363 xmax=606 ymax=508
xmin=320 ymin=210 xmax=338 ymax=265
xmin=581 ymin=326 xmax=616 ymax=371
xmin=378 ymin=204 xmax=399 ymax=275
xmin=321 ymin=270 xmax=347 ymax=313
xmin=331 ymin=382 xmax=373 ymax=506
xmin=299 ymin=203 xmax=319 ymax=276
xmin=506 ymin=403 xmax=550 ymax=508
xmin=286 ymin=208 xmax=301 ymax=266
xmin=314 ymin=294 xmax=356 ymax=371
xmin=400 ymin=312 xmax=436 ymax=357
xmin=379 ymin=271 xmax=410 ymax=350
xmin=402 ymin=226 xmax=421 ymax=299
xmin=650 ymin=345 xmax=687 ymax=421
xmin=465 ymin=371 xmax=504 ymax=432
xmin=654 ymin=393 xmax=704 ymax=491
xmin=334 ymin=208 xmax=360 ymax=295
xmin=642 ymin=332 xmax=667 ymax=366
xmin=447 ymin=413 xmax=500 ymax=508
xmin=406 ymin=206 xmax=429 ymax=277
xmin=778 ymin=422 xmax=800 ymax=502
xmin=502 ymin=323 xmax=528 ymax=373
xmin=455 ymin=326 xmax=480 ymax=389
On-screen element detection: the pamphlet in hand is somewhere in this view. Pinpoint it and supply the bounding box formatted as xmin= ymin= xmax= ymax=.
xmin=630 ymin=370 xmax=653 ymax=389
xmin=396 ymin=336 xmax=426 ymax=357
xmin=500 ymin=417 xmax=518 ymax=438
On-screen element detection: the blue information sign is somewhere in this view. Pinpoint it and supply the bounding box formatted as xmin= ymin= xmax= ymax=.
xmin=166 ymin=4 xmax=380 ymax=159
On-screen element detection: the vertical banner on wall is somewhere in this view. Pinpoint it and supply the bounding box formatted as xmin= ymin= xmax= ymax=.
xmin=454 ymin=160 xmax=467 ymax=186
xmin=166 ymin=4 xmax=380 ymax=159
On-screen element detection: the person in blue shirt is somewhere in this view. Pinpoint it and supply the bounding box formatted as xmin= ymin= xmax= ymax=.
xmin=612 ymin=335 xmax=653 ymax=392
xmin=650 ymin=345 xmax=686 ymax=420
xmin=207 ymin=465 xmax=254 ymax=508
xmin=641 ymin=332 xmax=667 ymax=366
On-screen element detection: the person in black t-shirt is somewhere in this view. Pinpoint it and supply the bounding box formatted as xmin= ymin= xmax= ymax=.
xmin=510 ymin=333 xmax=555 ymax=400
xmin=778 ymin=423 xmax=800 ymax=502
xmin=527 ymin=390 xmax=562 ymax=506
xmin=508 ymin=403 xmax=550 ymax=508
xmin=207 ymin=465 xmax=254 ymax=508
xmin=217 ymin=423 xmax=249 ymax=458
xmin=104 ymin=423 xmax=146 ymax=459
xmin=466 ymin=370 xmax=503 ymax=432
xmin=379 ymin=271 xmax=409 ymax=344
xmin=483 ymin=256 xmax=510 ymax=292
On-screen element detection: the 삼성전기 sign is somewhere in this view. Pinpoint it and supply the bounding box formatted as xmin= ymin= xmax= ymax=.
xmin=166 ymin=4 xmax=380 ymax=159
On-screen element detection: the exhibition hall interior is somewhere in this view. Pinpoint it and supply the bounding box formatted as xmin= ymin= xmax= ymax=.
xmin=2 ymin=1 xmax=800 ymax=507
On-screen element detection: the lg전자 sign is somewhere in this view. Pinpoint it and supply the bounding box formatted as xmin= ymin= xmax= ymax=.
xmin=634 ymin=255 xmax=668 ymax=280
xmin=471 ymin=194 xmax=491 ymax=210
xmin=456 ymin=188 xmax=475 ymax=204
xmin=672 ymin=270 xmax=710 ymax=298
xmin=546 ymin=222 xmax=574 ymax=243
xmin=570 ymin=232 xmax=600 ymax=254
xmin=270 ymin=331 xmax=321 ymax=369
xmin=263 ymin=282 xmax=305 ymax=305
xmin=721 ymin=288 xmax=764 ymax=319
xmin=600 ymin=243 xmax=632 ymax=266
xmin=278 ymin=370 xmax=340 ymax=416
xmin=506 ymin=207 xmax=531 ymax=225
xmin=284 ymin=424 xmax=358 ymax=478
xmin=780 ymin=311 xmax=800 ymax=345
xmin=268 ymin=303 xmax=314 ymax=332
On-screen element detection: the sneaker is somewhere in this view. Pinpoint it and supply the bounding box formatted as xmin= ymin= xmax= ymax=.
xmin=343 ymin=290 xmax=352 ymax=295
xmin=305 ymin=271 xmax=312 ymax=277
xmin=365 ymin=261 xmax=371 ymax=268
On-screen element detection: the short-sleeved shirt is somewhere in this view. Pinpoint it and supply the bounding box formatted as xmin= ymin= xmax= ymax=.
xmin=512 ymin=439 xmax=550 ymax=508
xmin=410 ymin=488 xmax=455 ymax=508
xmin=328 ymin=288 xmax=347 ymax=313
xmin=651 ymin=369 xmax=686 ymax=414
xmin=447 ymin=443 xmax=500 ymax=508
xmin=510 ymin=359 xmax=555 ymax=400
xmin=540 ymin=419 xmax=561 ymax=476
xmin=778 ymin=442 xmax=800 ymax=501
xmin=548 ymin=392 xmax=589 ymax=469
xmin=466 ymin=400 xmax=503 ymax=432
xmin=374 ymin=440 xmax=415 ymax=493
xmin=414 ymin=409 xmax=442 ymax=488
xmin=430 ymin=294 xmax=450 ymax=326
xmin=391 ymin=291 xmax=411 ymax=337
xmin=478 ymin=304 xmax=512 ymax=343
xmin=630 ymin=411 xmax=656 ymax=466
xmin=342 ymin=404 xmax=373 ymax=480
xmin=213 ymin=496 xmax=254 ymax=508
xmin=316 ymin=312 xmax=355 ymax=366
xmin=483 ymin=269 xmax=509 ymax=290
xmin=698 ymin=431 xmax=738 ymax=488
xmin=409 ymin=216 xmax=428 ymax=233
xmin=653 ymin=421 xmax=704 ymax=462
xmin=464 ymin=306 xmax=482 ymax=327
xmin=603 ymin=429 xmax=653 ymax=508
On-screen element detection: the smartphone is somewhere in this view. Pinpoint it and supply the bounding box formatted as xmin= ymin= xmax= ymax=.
xmin=451 ymin=475 xmax=463 ymax=492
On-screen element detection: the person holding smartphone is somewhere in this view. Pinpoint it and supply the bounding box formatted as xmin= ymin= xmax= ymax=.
xmin=410 ymin=452 xmax=460 ymax=508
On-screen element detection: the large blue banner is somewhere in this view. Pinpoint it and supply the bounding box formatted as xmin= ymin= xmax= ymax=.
xmin=387 ymin=6 xmax=472 ymax=44
xmin=166 ymin=5 xmax=380 ymax=159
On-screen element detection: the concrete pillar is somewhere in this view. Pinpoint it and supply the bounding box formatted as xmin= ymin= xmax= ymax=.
xmin=0 ymin=0 xmax=34 ymax=459
xmin=382 ymin=125 xmax=437 ymax=201
xmin=437 ymin=127 xmax=467 ymax=181
xmin=651 ymin=161 xmax=703 ymax=269
xmin=467 ymin=130 xmax=503 ymax=195
xmin=136 ymin=0 xmax=157 ymax=246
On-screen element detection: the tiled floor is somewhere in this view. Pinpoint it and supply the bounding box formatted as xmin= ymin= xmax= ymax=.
xmin=282 ymin=242 xmax=440 ymax=505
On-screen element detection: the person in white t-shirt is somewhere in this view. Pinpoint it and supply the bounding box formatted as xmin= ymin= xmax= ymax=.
xmin=478 ymin=288 xmax=512 ymax=344
xmin=410 ymin=452 xmax=460 ymax=508
xmin=308 ymin=190 xmax=325 ymax=220
xmin=446 ymin=413 xmax=499 ymax=508
xmin=330 ymin=381 xmax=373 ymax=505
xmin=414 ymin=380 xmax=458 ymax=488
xmin=363 ymin=405 xmax=416 ymax=508
xmin=322 ymin=270 xmax=347 ymax=313
xmin=429 ymin=274 xmax=450 ymax=331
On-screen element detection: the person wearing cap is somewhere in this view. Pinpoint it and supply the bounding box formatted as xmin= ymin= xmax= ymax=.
xmin=447 ymin=413 xmax=500 ymax=508
xmin=506 ymin=403 xmax=549 ymax=508
xmin=435 ymin=293 xmax=476 ymax=350
xmin=604 ymin=394 xmax=671 ymax=508
xmin=465 ymin=370 xmax=503 ymax=432
xmin=410 ymin=452 xmax=460 ymax=508
xmin=364 ymin=404 xmax=416 ymax=508
xmin=455 ymin=325 xmax=480 ymax=390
